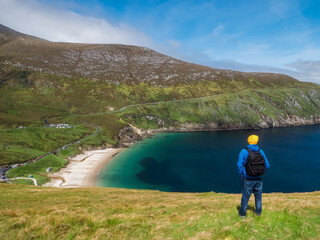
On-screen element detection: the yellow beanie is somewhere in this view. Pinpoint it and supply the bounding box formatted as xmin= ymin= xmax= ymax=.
xmin=248 ymin=135 xmax=259 ymax=145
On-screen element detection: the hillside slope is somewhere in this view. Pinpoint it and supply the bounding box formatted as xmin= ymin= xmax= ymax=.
xmin=1 ymin=183 xmax=320 ymax=240
xmin=0 ymin=24 xmax=299 ymax=86
xmin=1 ymin=24 xmax=320 ymax=167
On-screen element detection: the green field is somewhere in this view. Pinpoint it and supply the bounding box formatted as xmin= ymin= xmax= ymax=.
xmin=0 ymin=125 xmax=95 ymax=166
xmin=1 ymin=183 xmax=320 ymax=240
xmin=9 ymin=179 xmax=34 ymax=185
xmin=6 ymin=154 xmax=68 ymax=185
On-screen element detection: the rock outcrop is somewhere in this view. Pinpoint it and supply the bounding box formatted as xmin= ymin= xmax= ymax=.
xmin=115 ymin=115 xmax=320 ymax=146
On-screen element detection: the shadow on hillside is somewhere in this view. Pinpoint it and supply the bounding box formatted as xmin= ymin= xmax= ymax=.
xmin=236 ymin=205 xmax=256 ymax=214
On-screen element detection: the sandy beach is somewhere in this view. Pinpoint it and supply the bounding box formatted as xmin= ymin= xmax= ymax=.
xmin=44 ymin=148 xmax=123 ymax=188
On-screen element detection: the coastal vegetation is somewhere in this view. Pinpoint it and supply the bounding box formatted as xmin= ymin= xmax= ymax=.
xmin=118 ymin=87 xmax=320 ymax=129
xmin=0 ymin=125 xmax=94 ymax=165
xmin=1 ymin=183 xmax=320 ymax=239
xmin=2 ymin=62 xmax=317 ymax=128
xmin=1 ymin=62 xmax=320 ymax=172
xmin=0 ymin=124 xmax=100 ymax=184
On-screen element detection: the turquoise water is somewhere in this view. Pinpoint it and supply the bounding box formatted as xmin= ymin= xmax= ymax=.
xmin=96 ymin=125 xmax=320 ymax=193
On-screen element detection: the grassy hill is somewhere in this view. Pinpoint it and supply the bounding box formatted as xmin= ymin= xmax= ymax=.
xmin=1 ymin=24 xmax=320 ymax=168
xmin=117 ymin=87 xmax=320 ymax=130
xmin=2 ymin=62 xmax=320 ymax=169
xmin=1 ymin=183 xmax=320 ymax=240
xmin=0 ymin=24 xmax=300 ymax=86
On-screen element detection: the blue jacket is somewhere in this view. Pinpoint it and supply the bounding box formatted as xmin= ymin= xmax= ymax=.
xmin=237 ymin=144 xmax=270 ymax=179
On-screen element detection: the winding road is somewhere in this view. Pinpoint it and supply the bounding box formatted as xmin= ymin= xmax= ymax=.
xmin=67 ymin=92 xmax=230 ymax=117
xmin=32 ymin=124 xmax=100 ymax=162
xmin=9 ymin=177 xmax=38 ymax=186
xmin=1 ymin=124 xmax=100 ymax=183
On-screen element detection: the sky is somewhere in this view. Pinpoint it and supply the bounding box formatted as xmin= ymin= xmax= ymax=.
xmin=0 ymin=0 xmax=320 ymax=83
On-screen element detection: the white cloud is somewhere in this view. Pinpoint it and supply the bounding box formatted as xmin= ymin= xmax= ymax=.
xmin=200 ymin=58 xmax=320 ymax=84
xmin=205 ymin=59 xmax=295 ymax=75
xmin=269 ymin=0 xmax=301 ymax=19
xmin=212 ymin=24 xmax=224 ymax=37
xmin=286 ymin=60 xmax=320 ymax=83
xmin=0 ymin=0 xmax=152 ymax=46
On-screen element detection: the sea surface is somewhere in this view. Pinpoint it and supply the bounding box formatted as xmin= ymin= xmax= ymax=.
xmin=96 ymin=125 xmax=320 ymax=193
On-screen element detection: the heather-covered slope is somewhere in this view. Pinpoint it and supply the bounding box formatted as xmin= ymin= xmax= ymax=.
xmin=0 ymin=24 xmax=298 ymax=86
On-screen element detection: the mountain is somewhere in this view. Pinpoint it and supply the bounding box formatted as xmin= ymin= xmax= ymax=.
xmin=0 ymin=24 xmax=320 ymax=154
xmin=0 ymin=24 xmax=296 ymax=86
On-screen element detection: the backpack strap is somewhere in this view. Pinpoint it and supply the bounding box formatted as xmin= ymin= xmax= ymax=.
xmin=246 ymin=147 xmax=260 ymax=152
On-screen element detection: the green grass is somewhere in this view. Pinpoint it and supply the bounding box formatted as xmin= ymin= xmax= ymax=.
xmin=1 ymin=65 xmax=320 ymax=146
xmin=59 ymin=114 xmax=127 ymax=147
xmin=2 ymin=84 xmax=320 ymax=188
xmin=0 ymin=125 xmax=95 ymax=166
xmin=0 ymin=184 xmax=320 ymax=239
xmin=1 ymin=63 xmax=319 ymax=129
xmin=10 ymin=179 xmax=35 ymax=185
xmin=118 ymin=88 xmax=320 ymax=129
xmin=6 ymin=154 xmax=67 ymax=185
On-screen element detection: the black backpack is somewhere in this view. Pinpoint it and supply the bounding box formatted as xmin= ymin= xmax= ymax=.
xmin=245 ymin=147 xmax=266 ymax=176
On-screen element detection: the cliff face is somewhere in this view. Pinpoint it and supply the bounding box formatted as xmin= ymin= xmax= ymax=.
xmin=115 ymin=116 xmax=320 ymax=146
xmin=115 ymin=126 xmax=144 ymax=147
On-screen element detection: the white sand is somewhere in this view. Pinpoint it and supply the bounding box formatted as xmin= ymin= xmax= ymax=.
xmin=44 ymin=148 xmax=123 ymax=188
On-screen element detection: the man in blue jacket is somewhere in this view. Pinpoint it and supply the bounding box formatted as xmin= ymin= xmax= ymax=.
xmin=237 ymin=135 xmax=270 ymax=217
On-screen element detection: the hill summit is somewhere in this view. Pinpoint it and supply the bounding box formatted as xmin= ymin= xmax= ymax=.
xmin=0 ymin=24 xmax=297 ymax=86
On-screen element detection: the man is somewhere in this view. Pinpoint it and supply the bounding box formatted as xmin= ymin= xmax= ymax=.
xmin=237 ymin=135 xmax=270 ymax=217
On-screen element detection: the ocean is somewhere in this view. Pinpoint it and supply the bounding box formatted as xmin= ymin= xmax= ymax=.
xmin=96 ymin=124 xmax=320 ymax=193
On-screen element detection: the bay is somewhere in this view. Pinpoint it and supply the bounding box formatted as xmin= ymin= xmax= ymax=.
xmin=96 ymin=125 xmax=320 ymax=193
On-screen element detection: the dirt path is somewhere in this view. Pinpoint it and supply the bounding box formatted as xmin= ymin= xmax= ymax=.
xmin=9 ymin=177 xmax=38 ymax=186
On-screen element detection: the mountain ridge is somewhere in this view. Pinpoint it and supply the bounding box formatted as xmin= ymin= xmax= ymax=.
xmin=0 ymin=24 xmax=48 ymax=45
xmin=0 ymin=24 xmax=298 ymax=86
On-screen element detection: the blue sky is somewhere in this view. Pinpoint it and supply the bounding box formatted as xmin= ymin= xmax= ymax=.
xmin=1 ymin=0 xmax=320 ymax=83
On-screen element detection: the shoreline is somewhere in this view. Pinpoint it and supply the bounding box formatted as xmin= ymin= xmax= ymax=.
xmin=42 ymin=122 xmax=320 ymax=188
xmin=44 ymin=148 xmax=123 ymax=188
